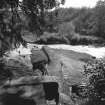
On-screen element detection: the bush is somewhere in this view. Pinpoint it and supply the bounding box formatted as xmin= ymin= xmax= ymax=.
xmin=83 ymin=59 xmax=105 ymax=105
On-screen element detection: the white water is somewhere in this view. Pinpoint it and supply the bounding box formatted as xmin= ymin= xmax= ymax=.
xmin=6 ymin=44 xmax=105 ymax=58
xmin=47 ymin=44 xmax=105 ymax=58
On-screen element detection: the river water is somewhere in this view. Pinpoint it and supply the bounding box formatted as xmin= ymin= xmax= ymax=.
xmin=6 ymin=44 xmax=105 ymax=58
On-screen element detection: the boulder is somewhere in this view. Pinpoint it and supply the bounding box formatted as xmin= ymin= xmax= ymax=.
xmin=30 ymin=46 xmax=50 ymax=64
xmin=0 ymin=76 xmax=60 ymax=105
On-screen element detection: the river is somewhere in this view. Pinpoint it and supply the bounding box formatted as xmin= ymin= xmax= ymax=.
xmin=6 ymin=44 xmax=105 ymax=58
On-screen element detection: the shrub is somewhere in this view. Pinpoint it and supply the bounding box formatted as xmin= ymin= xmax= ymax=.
xmin=83 ymin=59 xmax=105 ymax=105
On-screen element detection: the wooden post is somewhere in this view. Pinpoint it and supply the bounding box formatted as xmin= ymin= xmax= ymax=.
xmin=58 ymin=62 xmax=65 ymax=93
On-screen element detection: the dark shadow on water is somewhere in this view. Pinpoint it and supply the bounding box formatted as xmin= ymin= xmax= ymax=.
xmin=2 ymin=93 xmax=36 ymax=105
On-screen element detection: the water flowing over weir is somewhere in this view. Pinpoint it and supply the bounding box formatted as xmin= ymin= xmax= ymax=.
xmin=46 ymin=44 xmax=105 ymax=58
xmin=9 ymin=44 xmax=105 ymax=58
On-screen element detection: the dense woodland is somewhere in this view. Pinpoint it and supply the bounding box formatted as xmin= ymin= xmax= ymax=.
xmin=19 ymin=0 xmax=105 ymax=45
xmin=1 ymin=0 xmax=105 ymax=54
xmin=0 ymin=0 xmax=65 ymax=55
xmin=40 ymin=0 xmax=105 ymax=45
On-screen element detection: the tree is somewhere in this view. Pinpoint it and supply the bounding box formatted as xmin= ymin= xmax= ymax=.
xmin=0 ymin=0 xmax=65 ymax=56
xmin=73 ymin=7 xmax=93 ymax=35
xmin=92 ymin=0 xmax=105 ymax=38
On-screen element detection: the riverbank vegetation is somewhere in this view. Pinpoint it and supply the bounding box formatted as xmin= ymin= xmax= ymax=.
xmin=34 ymin=0 xmax=105 ymax=46
xmin=1 ymin=0 xmax=105 ymax=55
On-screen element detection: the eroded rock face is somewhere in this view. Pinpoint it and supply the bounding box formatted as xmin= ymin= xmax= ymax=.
xmin=0 ymin=46 xmax=88 ymax=105
xmin=0 ymin=48 xmax=49 ymax=105
xmin=0 ymin=83 xmax=46 ymax=105
xmin=0 ymin=75 xmax=61 ymax=105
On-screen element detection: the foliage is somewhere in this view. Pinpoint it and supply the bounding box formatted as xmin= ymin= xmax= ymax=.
xmin=47 ymin=0 xmax=105 ymax=42
xmin=92 ymin=0 xmax=105 ymax=38
xmin=84 ymin=59 xmax=105 ymax=105
xmin=35 ymin=32 xmax=69 ymax=44
xmin=0 ymin=0 xmax=65 ymax=56
xmin=0 ymin=0 xmax=24 ymax=54
xmin=58 ymin=22 xmax=75 ymax=37
xmin=73 ymin=8 xmax=94 ymax=35
xmin=1 ymin=0 xmax=105 ymax=53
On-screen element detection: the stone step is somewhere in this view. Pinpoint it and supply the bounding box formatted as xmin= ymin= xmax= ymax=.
xmin=46 ymin=100 xmax=56 ymax=105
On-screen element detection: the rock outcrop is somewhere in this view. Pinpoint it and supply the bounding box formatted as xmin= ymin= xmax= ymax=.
xmin=0 ymin=46 xmax=93 ymax=105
